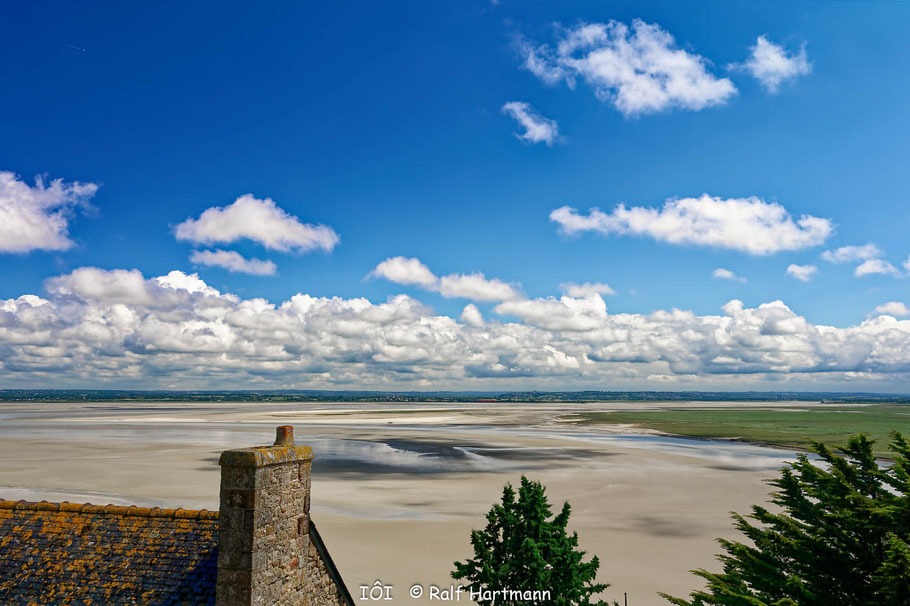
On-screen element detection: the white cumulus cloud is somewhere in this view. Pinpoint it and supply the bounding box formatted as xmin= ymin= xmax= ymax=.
xmin=855 ymin=259 xmax=900 ymax=277
xmin=786 ymin=264 xmax=817 ymax=282
xmin=45 ymin=267 xmax=220 ymax=306
xmin=551 ymin=194 xmax=832 ymax=255
xmin=0 ymin=171 xmax=98 ymax=253
xmin=175 ymin=194 xmax=339 ymax=252
xmin=501 ymin=101 xmax=560 ymax=145
xmin=438 ymin=273 xmax=521 ymax=302
xmin=495 ymin=294 xmax=609 ymax=332
xmin=369 ymin=256 xmax=438 ymax=286
xmin=560 ymin=282 xmax=616 ymax=297
xmin=189 ymin=249 xmax=277 ymax=276
xmin=734 ymin=36 xmax=811 ymax=93
xmin=460 ymin=304 xmax=485 ymax=327
xmin=5 ymin=268 xmax=910 ymax=389
xmin=369 ymin=257 xmax=521 ymax=302
xmin=518 ymin=20 xmax=736 ymax=116
xmin=712 ymin=268 xmax=746 ymax=282
xmin=873 ymin=302 xmax=910 ymax=317
xmin=821 ymin=243 xmax=883 ymax=264
xmin=821 ymin=244 xmax=902 ymax=279
xmin=516 ymin=34 xmax=569 ymax=86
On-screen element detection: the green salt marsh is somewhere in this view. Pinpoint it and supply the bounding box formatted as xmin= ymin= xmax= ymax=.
xmin=567 ymin=403 xmax=910 ymax=457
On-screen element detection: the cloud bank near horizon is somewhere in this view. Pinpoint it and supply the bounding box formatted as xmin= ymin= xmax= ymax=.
xmin=2 ymin=266 xmax=910 ymax=390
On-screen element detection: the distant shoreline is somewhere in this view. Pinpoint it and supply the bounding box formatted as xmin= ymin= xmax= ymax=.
xmin=1 ymin=389 xmax=909 ymax=404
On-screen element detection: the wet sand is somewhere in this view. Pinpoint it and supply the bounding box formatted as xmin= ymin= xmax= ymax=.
xmin=0 ymin=401 xmax=799 ymax=605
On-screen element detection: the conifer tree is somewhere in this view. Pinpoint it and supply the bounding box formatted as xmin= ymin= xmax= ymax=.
xmin=663 ymin=432 xmax=910 ymax=606
xmin=452 ymin=476 xmax=614 ymax=606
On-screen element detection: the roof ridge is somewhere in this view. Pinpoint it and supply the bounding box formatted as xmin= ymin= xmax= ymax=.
xmin=0 ymin=499 xmax=219 ymax=520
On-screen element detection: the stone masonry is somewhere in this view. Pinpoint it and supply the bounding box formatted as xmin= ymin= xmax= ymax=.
xmin=216 ymin=425 xmax=346 ymax=606
xmin=304 ymin=522 xmax=351 ymax=606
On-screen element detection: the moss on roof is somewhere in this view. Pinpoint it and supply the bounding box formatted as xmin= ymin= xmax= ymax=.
xmin=0 ymin=499 xmax=219 ymax=605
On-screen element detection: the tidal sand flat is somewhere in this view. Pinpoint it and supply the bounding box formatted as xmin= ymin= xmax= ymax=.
xmin=0 ymin=401 xmax=801 ymax=605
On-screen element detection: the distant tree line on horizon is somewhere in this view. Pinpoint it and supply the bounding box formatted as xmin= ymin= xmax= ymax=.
xmin=1 ymin=389 xmax=908 ymax=404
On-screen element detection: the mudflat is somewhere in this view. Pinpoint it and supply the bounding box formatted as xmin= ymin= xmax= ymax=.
xmin=0 ymin=401 xmax=800 ymax=605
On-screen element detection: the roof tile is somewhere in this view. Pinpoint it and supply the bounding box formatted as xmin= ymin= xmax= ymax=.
xmin=0 ymin=499 xmax=218 ymax=605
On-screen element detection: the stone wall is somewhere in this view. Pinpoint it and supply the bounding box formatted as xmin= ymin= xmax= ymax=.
xmin=216 ymin=426 xmax=348 ymax=606
xmin=303 ymin=522 xmax=351 ymax=606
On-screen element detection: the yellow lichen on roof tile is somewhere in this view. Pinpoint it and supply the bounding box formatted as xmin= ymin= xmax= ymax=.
xmin=0 ymin=498 xmax=219 ymax=604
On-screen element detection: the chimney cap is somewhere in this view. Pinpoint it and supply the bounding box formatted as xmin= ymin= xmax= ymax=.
xmin=219 ymin=425 xmax=312 ymax=467
xmin=274 ymin=425 xmax=295 ymax=446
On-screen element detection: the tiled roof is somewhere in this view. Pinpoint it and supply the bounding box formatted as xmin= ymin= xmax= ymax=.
xmin=0 ymin=499 xmax=219 ymax=605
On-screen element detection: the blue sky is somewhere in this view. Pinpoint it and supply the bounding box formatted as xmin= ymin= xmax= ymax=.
xmin=2 ymin=1 xmax=910 ymax=390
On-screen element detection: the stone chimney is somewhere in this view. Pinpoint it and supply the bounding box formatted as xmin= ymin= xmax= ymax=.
xmin=216 ymin=426 xmax=314 ymax=606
